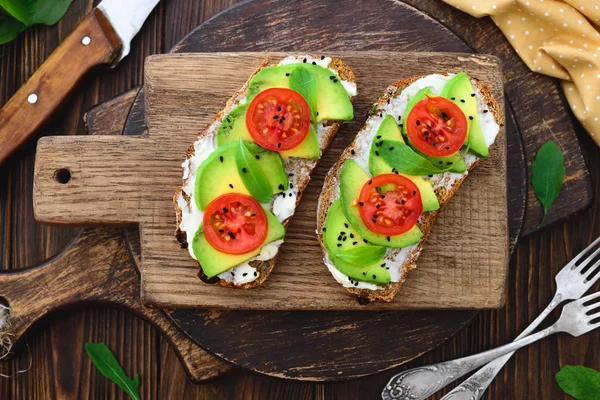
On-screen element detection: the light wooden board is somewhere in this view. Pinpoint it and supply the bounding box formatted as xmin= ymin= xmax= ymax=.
xmin=33 ymin=52 xmax=508 ymax=310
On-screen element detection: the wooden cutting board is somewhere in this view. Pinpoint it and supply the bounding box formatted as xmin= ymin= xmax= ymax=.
xmin=34 ymin=51 xmax=508 ymax=310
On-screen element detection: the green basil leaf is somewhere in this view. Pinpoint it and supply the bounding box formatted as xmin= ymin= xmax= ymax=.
xmin=531 ymin=140 xmax=564 ymax=225
xmin=236 ymin=139 xmax=273 ymax=203
xmin=29 ymin=0 xmax=73 ymax=25
xmin=0 ymin=13 xmax=26 ymax=44
xmin=556 ymin=365 xmax=600 ymax=400
xmin=378 ymin=140 xmax=446 ymax=176
xmin=0 ymin=1 xmax=31 ymax=25
xmin=85 ymin=343 xmax=141 ymax=400
xmin=289 ymin=65 xmax=318 ymax=120
xmin=336 ymin=245 xmax=387 ymax=266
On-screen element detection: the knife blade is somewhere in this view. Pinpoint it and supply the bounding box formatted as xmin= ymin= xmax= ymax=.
xmin=0 ymin=0 xmax=160 ymax=166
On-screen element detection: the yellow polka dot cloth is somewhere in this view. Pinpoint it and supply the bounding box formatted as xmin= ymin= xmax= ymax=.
xmin=444 ymin=0 xmax=600 ymax=146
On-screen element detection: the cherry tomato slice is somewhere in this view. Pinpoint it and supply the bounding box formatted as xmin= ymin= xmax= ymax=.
xmin=406 ymin=95 xmax=468 ymax=157
xmin=246 ymin=88 xmax=311 ymax=151
xmin=203 ymin=193 xmax=268 ymax=255
xmin=358 ymin=174 xmax=423 ymax=236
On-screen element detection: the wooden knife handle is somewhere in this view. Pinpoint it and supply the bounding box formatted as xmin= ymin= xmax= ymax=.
xmin=0 ymin=8 xmax=121 ymax=165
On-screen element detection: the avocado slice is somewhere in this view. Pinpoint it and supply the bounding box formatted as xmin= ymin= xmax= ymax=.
xmin=193 ymin=208 xmax=285 ymax=278
xmin=247 ymin=64 xmax=353 ymax=122
xmin=368 ymin=115 xmax=439 ymax=212
xmin=195 ymin=142 xmax=287 ymax=210
xmin=440 ymin=72 xmax=488 ymax=157
xmin=216 ymin=104 xmax=252 ymax=146
xmin=323 ymin=200 xmax=390 ymax=285
xmin=279 ymin=124 xmax=320 ymax=160
xmin=339 ymin=159 xmax=423 ymax=248
xmin=402 ymin=87 xmax=467 ymax=172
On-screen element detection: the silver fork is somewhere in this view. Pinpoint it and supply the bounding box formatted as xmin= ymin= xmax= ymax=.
xmin=382 ymin=236 xmax=600 ymax=400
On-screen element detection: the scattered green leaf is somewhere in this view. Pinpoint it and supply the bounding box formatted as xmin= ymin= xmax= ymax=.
xmin=531 ymin=140 xmax=565 ymax=225
xmin=289 ymin=65 xmax=318 ymax=121
xmin=556 ymin=365 xmax=600 ymax=400
xmin=0 ymin=0 xmax=73 ymax=45
xmin=85 ymin=342 xmax=141 ymax=400
xmin=336 ymin=245 xmax=387 ymax=266
xmin=236 ymin=139 xmax=273 ymax=203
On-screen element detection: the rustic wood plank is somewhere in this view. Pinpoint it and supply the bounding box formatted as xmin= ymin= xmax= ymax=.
xmin=33 ymin=52 xmax=509 ymax=311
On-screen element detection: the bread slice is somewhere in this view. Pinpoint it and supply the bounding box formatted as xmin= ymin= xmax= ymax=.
xmin=317 ymin=75 xmax=504 ymax=303
xmin=174 ymin=55 xmax=356 ymax=289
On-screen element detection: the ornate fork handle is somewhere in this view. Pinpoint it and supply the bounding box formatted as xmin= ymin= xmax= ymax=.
xmin=382 ymin=325 xmax=558 ymax=400
xmin=440 ymin=293 xmax=563 ymax=400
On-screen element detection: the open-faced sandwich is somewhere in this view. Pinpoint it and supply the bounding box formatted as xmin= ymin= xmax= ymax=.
xmin=317 ymin=72 xmax=504 ymax=303
xmin=175 ymin=55 xmax=357 ymax=288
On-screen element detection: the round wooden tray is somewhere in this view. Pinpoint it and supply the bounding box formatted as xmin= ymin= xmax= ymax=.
xmin=121 ymin=0 xmax=528 ymax=380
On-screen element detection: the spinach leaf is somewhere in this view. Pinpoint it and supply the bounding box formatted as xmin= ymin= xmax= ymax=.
xmin=85 ymin=343 xmax=141 ymax=400
xmin=336 ymin=245 xmax=387 ymax=266
xmin=531 ymin=140 xmax=565 ymax=224
xmin=29 ymin=0 xmax=73 ymax=25
xmin=378 ymin=140 xmax=445 ymax=176
xmin=236 ymin=139 xmax=273 ymax=203
xmin=0 ymin=13 xmax=25 ymax=44
xmin=0 ymin=0 xmax=31 ymax=25
xmin=0 ymin=0 xmax=73 ymax=45
xmin=289 ymin=65 xmax=318 ymax=120
xmin=556 ymin=365 xmax=600 ymax=400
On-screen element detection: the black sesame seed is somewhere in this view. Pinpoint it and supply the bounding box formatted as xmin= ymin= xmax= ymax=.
xmin=469 ymin=116 xmax=474 ymax=120
xmin=351 ymin=149 xmax=355 ymax=155
xmin=219 ymin=156 xmax=224 ymax=163
xmin=273 ymin=115 xmax=279 ymax=120
xmin=242 ymin=167 xmax=247 ymax=173
xmin=303 ymin=58 xmax=307 ymax=63
xmin=376 ymin=204 xmax=380 ymax=209
xmin=229 ymin=184 xmax=234 ymax=188
xmin=278 ymin=184 xmax=284 ymax=190
xmin=471 ymin=93 xmax=476 ymax=97
xmin=228 ymin=231 xmax=235 ymax=239
xmin=350 ymin=233 xmax=354 ymax=238
xmin=413 ymin=190 xmax=416 ymax=195
xmin=254 ymin=271 xmax=258 ymax=276
xmin=375 ymin=151 xmax=379 ymax=156
xmin=372 ymin=219 xmax=377 ymax=223
xmin=447 ymin=162 xmax=453 ymax=165
xmin=231 ymin=271 xmax=235 ymax=276
xmin=312 ymin=61 xmax=316 ymax=65
xmin=354 ymin=281 xmax=359 ymax=286
xmin=243 ymin=272 xmax=248 ymax=277
xmin=416 ymin=120 xmax=420 ymax=126
xmin=344 ymin=223 xmax=349 ymax=228
xmin=323 ymin=227 xmax=326 ymax=232
xmin=394 ymin=170 xmax=399 ymax=174
xmin=439 ymin=161 xmax=443 ymax=165
xmin=255 ymin=155 xmax=260 ymax=160
xmin=289 ymin=193 xmax=293 ymax=197
xmin=381 ymin=195 xmax=385 ymax=199
xmin=333 ymin=78 xmax=339 ymax=83
xmin=379 ymin=113 xmax=382 ymax=118
xmin=380 ymin=263 xmax=386 ymax=267
xmin=389 ymin=146 xmax=394 ymax=151
xmin=218 ymin=229 xmax=224 ymax=233
xmin=337 ymin=243 xmax=342 ymax=247
xmin=372 ymin=274 xmax=377 ymax=279
xmin=363 ymin=239 xmax=368 ymax=243
xmin=343 ymin=237 xmax=347 ymax=241
xmin=289 ymin=173 xmax=294 ymax=176
xmin=386 ymin=236 xmax=390 ymax=242
xmin=222 ymin=207 xmax=228 ymax=213
xmin=446 ymin=146 xmax=450 ymax=150
xmin=483 ymin=109 xmax=489 ymax=113
xmin=337 ymin=235 xmax=342 ymax=241
xmin=368 ymin=179 xmax=372 ymax=185
xmin=321 ymin=55 xmax=325 ymax=60
xmin=431 ymin=141 xmax=436 ymax=146
xmin=428 ymin=174 xmax=433 ymax=177
xmin=278 ymin=106 xmax=282 ymax=111
xmin=387 ymin=99 xmax=390 ymax=104
xmin=277 ymin=142 xmax=281 ymax=148
xmin=460 ymin=99 xmax=465 ymax=103
xmin=451 ymin=97 xmax=456 ymax=100
xmin=330 ymin=75 xmax=335 ymax=80
xmin=376 ymin=135 xmax=382 ymax=139
xmin=251 ymin=213 xmax=256 ymax=216
xmin=286 ymin=72 xmax=290 ymax=76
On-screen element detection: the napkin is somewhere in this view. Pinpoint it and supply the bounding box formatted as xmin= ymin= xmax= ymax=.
xmin=444 ymin=0 xmax=600 ymax=146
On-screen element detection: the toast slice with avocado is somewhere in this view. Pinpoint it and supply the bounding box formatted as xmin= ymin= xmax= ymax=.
xmin=317 ymin=73 xmax=504 ymax=303
xmin=174 ymin=54 xmax=357 ymax=289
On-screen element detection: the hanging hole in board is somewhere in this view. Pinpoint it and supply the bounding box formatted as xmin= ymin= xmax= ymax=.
xmin=54 ymin=168 xmax=71 ymax=184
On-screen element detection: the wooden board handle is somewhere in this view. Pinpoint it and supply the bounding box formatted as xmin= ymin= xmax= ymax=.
xmin=0 ymin=9 xmax=121 ymax=166
xmin=34 ymin=135 xmax=152 ymax=225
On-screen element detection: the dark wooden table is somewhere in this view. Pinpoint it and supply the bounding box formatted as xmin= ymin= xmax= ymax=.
xmin=1 ymin=1 xmax=598 ymax=398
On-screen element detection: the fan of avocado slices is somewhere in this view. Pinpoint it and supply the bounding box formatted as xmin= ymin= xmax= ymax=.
xmin=178 ymin=57 xmax=356 ymax=286
xmin=323 ymin=71 xmax=500 ymax=289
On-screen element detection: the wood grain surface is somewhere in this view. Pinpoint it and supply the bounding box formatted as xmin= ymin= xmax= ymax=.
xmin=1 ymin=0 xmax=599 ymax=398
xmin=33 ymin=52 xmax=509 ymax=310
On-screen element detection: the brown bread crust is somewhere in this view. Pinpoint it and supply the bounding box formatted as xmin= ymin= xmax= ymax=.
xmin=316 ymin=76 xmax=504 ymax=302
xmin=174 ymin=55 xmax=357 ymax=289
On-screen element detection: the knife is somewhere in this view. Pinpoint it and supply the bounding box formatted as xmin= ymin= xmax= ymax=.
xmin=0 ymin=0 xmax=160 ymax=166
